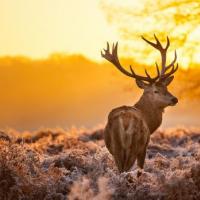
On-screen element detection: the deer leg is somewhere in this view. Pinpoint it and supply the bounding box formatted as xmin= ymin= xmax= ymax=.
xmin=137 ymin=148 xmax=147 ymax=169
xmin=136 ymin=146 xmax=147 ymax=177
xmin=123 ymin=148 xmax=130 ymax=171
xmin=123 ymin=138 xmax=137 ymax=171
xmin=113 ymin=148 xmax=126 ymax=173
xmin=122 ymin=146 xmax=137 ymax=172
xmin=124 ymin=154 xmax=136 ymax=172
xmin=137 ymin=135 xmax=150 ymax=169
xmin=121 ymin=149 xmax=133 ymax=172
xmin=104 ymin=126 xmax=113 ymax=154
xmin=115 ymin=149 xmax=134 ymax=173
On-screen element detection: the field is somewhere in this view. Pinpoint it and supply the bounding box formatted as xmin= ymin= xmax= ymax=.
xmin=1 ymin=1 xmax=200 ymax=200
xmin=0 ymin=127 xmax=200 ymax=200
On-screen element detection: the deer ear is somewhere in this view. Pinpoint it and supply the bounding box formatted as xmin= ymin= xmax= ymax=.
xmin=163 ymin=76 xmax=174 ymax=86
xmin=136 ymin=80 xmax=149 ymax=89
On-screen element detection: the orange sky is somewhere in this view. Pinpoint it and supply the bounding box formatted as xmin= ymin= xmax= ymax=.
xmin=0 ymin=0 xmax=200 ymax=131
xmin=0 ymin=55 xmax=200 ymax=131
xmin=1 ymin=0 xmax=200 ymax=68
xmin=0 ymin=0 xmax=117 ymax=61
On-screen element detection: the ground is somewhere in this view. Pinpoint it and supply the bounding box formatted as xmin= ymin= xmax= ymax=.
xmin=0 ymin=127 xmax=200 ymax=200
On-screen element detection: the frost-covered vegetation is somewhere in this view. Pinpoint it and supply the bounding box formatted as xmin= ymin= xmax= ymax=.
xmin=0 ymin=127 xmax=200 ymax=200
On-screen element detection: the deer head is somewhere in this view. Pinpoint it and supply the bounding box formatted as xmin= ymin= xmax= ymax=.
xmin=101 ymin=35 xmax=178 ymax=108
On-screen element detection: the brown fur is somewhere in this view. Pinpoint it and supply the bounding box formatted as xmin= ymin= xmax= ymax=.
xmin=102 ymin=36 xmax=178 ymax=173
xmin=104 ymin=106 xmax=149 ymax=172
xmin=104 ymin=83 xmax=178 ymax=173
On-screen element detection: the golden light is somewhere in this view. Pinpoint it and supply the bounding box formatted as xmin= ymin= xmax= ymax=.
xmin=0 ymin=0 xmax=117 ymax=61
xmin=0 ymin=0 xmax=200 ymax=131
xmin=1 ymin=0 xmax=200 ymax=68
xmin=101 ymin=0 xmax=200 ymax=69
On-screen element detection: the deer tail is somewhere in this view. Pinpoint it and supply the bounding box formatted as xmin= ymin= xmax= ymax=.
xmin=118 ymin=117 xmax=134 ymax=149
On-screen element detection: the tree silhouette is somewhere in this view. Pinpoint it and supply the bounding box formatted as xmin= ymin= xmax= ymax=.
xmin=101 ymin=0 xmax=200 ymax=67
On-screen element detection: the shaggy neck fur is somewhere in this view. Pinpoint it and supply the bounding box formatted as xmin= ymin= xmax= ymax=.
xmin=134 ymin=94 xmax=164 ymax=134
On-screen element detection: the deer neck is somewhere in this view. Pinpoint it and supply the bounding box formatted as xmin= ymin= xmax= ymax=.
xmin=134 ymin=95 xmax=164 ymax=134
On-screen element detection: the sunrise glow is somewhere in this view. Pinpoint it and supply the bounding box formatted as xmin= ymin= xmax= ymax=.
xmin=0 ymin=0 xmax=117 ymax=60
xmin=0 ymin=0 xmax=200 ymax=68
xmin=0 ymin=0 xmax=200 ymax=131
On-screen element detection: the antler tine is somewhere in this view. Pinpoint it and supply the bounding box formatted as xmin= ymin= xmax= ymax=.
xmin=141 ymin=36 xmax=159 ymax=50
xmin=103 ymin=42 xmax=109 ymax=53
xmin=164 ymin=50 xmax=177 ymax=72
xmin=155 ymin=62 xmax=160 ymax=77
xmin=130 ymin=65 xmax=159 ymax=83
xmin=101 ymin=42 xmax=109 ymax=56
xmin=142 ymin=35 xmax=166 ymax=76
xmin=101 ymin=42 xmax=137 ymax=78
xmin=144 ymin=63 xmax=160 ymax=82
xmin=101 ymin=42 xmax=159 ymax=82
xmin=112 ymin=43 xmax=114 ymax=53
xmin=129 ymin=65 xmax=148 ymax=82
xmin=165 ymin=36 xmax=170 ymax=50
xmin=142 ymin=34 xmax=164 ymax=51
xmin=153 ymin=34 xmax=163 ymax=50
xmin=101 ymin=39 xmax=175 ymax=84
xmin=142 ymin=35 xmax=178 ymax=80
xmin=145 ymin=68 xmax=151 ymax=79
xmin=112 ymin=42 xmax=118 ymax=57
xmin=107 ymin=42 xmax=110 ymax=52
xmin=161 ymin=63 xmax=178 ymax=80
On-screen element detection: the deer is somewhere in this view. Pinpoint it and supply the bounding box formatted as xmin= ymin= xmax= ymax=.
xmin=101 ymin=35 xmax=178 ymax=175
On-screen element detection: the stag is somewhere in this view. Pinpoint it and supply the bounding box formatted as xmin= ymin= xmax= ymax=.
xmin=101 ymin=35 xmax=178 ymax=174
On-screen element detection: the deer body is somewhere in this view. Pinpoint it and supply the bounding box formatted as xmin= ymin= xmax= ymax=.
xmin=104 ymin=105 xmax=150 ymax=172
xmin=102 ymin=35 xmax=178 ymax=173
xmin=134 ymin=93 xmax=163 ymax=134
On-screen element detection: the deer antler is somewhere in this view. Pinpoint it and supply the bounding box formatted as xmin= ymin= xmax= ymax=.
xmin=142 ymin=34 xmax=178 ymax=81
xmin=101 ymin=35 xmax=178 ymax=84
xmin=101 ymin=42 xmax=160 ymax=83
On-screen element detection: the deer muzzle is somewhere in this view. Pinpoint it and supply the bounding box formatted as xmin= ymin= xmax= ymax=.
xmin=170 ymin=97 xmax=178 ymax=105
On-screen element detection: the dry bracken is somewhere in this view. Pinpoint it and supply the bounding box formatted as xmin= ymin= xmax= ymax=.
xmin=0 ymin=127 xmax=199 ymax=199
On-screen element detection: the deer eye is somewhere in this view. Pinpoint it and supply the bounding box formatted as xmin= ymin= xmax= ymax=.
xmin=154 ymin=91 xmax=159 ymax=94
